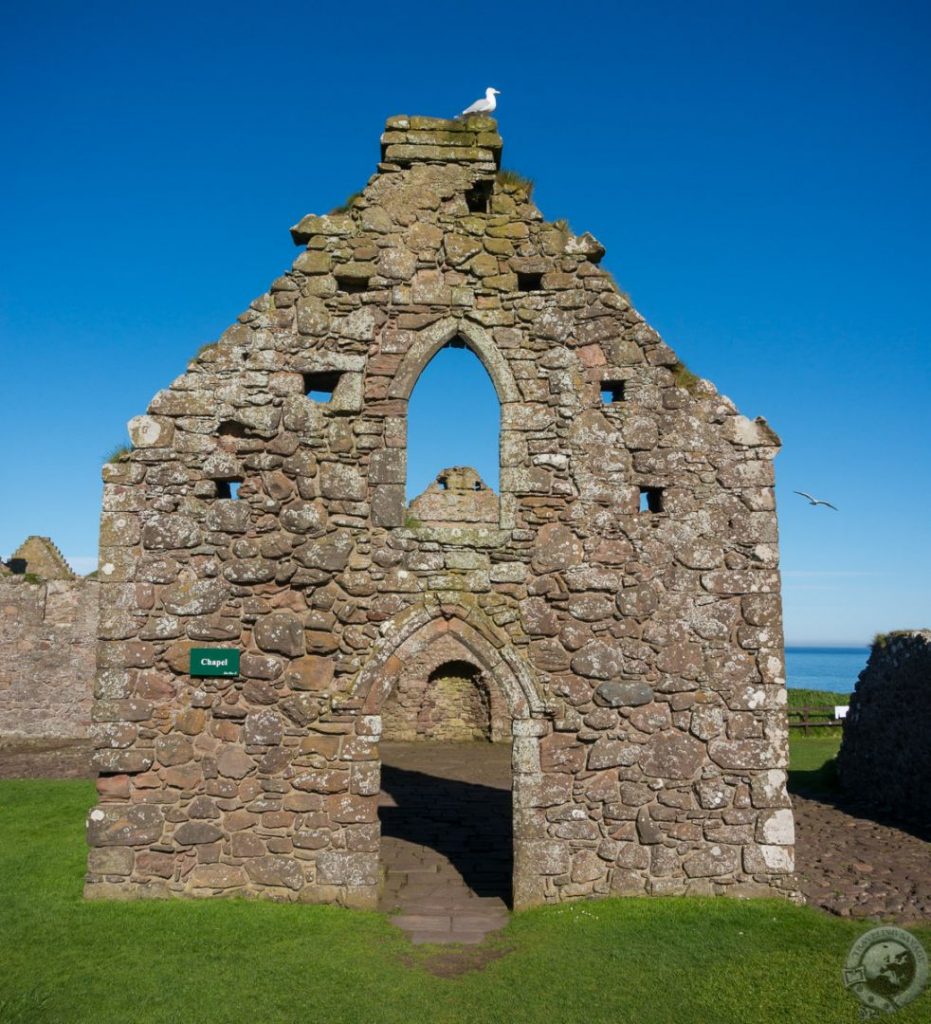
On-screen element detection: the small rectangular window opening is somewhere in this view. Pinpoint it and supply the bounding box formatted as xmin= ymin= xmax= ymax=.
xmin=517 ymin=272 xmax=544 ymax=292
xmin=335 ymin=275 xmax=369 ymax=294
xmin=601 ymin=380 xmax=626 ymax=404
xmin=215 ymin=478 xmax=243 ymax=500
xmin=218 ymin=419 xmax=250 ymax=438
xmin=639 ymin=487 xmax=664 ymax=513
xmin=465 ymin=180 xmax=493 ymax=214
xmin=303 ymin=371 xmax=342 ymax=403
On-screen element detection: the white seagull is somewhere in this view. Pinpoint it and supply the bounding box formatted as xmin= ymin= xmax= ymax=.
xmin=794 ymin=490 xmax=839 ymax=511
xmin=460 ymin=87 xmax=500 ymax=116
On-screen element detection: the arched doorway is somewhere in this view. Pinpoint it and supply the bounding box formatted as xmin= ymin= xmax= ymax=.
xmin=380 ymin=630 xmax=511 ymax=743
xmin=350 ymin=604 xmax=548 ymax=938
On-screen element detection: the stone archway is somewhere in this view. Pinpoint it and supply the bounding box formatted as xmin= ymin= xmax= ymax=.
xmin=380 ymin=629 xmax=511 ymax=743
xmin=352 ymin=598 xmax=545 ymax=720
xmin=348 ymin=601 xmax=551 ymax=929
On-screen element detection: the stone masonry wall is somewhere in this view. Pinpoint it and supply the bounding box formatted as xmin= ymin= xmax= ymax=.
xmin=84 ymin=115 xmax=794 ymax=908
xmin=837 ymin=630 xmax=931 ymax=824
xmin=0 ymin=577 xmax=99 ymax=738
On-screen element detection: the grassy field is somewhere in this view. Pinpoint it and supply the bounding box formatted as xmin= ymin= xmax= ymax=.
xmin=1 ymin=764 xmax=928 ymax=1023
xmin=788 ymin=734 xmax=843 ymax=794
xmin=786 ymin=688 xmax=852 ymax=708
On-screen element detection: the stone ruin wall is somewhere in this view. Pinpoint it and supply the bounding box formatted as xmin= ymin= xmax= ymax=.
xmin=837 ymin=630 xmax=931 ymax=824
xmin=0 ymin=577 xmax=99 ymax=739
xmin=84 ymin=115 xmax=795 ymax=908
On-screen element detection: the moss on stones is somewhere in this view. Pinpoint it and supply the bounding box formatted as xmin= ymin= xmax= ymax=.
xmin=496 ymin=168 xmax=534 ymax=199
xmin=104 ymin=444 xmax=132 ymax=464
xmin=672 ymin=361 xmax=701 ymax=393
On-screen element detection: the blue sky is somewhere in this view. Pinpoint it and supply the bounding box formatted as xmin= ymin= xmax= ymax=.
xmin=2 ymin=1 xmax=929 ymax=645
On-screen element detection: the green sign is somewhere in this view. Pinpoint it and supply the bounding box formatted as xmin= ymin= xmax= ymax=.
xmin=190 ymin=648 xmax=240 ymax=678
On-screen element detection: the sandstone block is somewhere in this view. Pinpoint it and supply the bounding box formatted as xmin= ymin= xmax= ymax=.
xmin=315 ymin=851 xmax=378 ymax=887
xmin=244 ymin=710 xmax=283 ymax=746
xmin=162 ymin=580 xmax=228 ymax=617
xmin=755 ymin=808 xmax=794 ymax=845
xmin=173 ymin=822 xmax=223 ymax=845
xmin=293 ymin=532 xmax=353 ymax=572
xmin=87 ymin=805 xmax=164 ymax=847
xmin=587 ymin=738 xmax=641 ymax=770
xmin=254 ymin=612 xmax=305 ymax=657
xmin=217 ymin=748 xmax=253 ymax=779
xmin=570 ymin=640 xmax=623 ymax=680
xmin=285 ymin=655 xmax=335 ymax=692
xmin=190 ymin=864 xmax=248 ymax=889
xmin=141 ymin=515 xmax=201 ymax=551
xmin=594 ymin=681 xmax=653 ymax=708
xmin=91 ymin=749 xmax=153 ymax=774
xmin=87 ymin=847 xmax=135 ymax=875
xmin=683 ymin=844 xmax=739 ymax=878
xmin=245 ymin=855 xmax=305 ymax=891
xmin=640 ymin=730 xmax=705 ymax=780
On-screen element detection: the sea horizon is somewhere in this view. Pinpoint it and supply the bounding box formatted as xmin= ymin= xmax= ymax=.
xmin=783 ymin=646 xmax=869 ymax=694
xmin=784 ymin=644 xmax=871 ymax=651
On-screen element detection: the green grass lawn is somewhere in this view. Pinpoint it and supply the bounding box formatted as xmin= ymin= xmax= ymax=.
xmin=786 ymin=689 xmax=852 ymax=708
xmin=2 ymin=779 xmax=929 ymax=1024
xmin=788 ymin=734 xmax=843 ymax=794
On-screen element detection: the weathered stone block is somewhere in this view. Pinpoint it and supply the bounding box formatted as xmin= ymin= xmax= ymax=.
xmin=91 ymin=749 xmax=153 ymax=774
xmin=292 ymin=532 xmax=353 ymax=572
xmin=173 ymin=822 xmax=223 ymax=845
xmin=217 ymin=748 xmax=253 ymax=779
xmin=570 ymin=640 xmax=623 ymax=680
xmin=244 ymin=710 xmax=283 ymax=746
xmin=245 ymin=855 xmax=305 ymax=891
xmin=254 ymin=612 xmax=305 ymax=657
xmin=683 ymin=844 xmax=739 ymax=878
xmin=640 ymin=730 xmax=705 ymax=780
xmin=141 ymin=515 xmax=201 ymax=551
xmin=315 ymin=851 xmax=378 ymax=887
xmin=190 ymin=864 xmax=248 ymax=889
xmin=87 ymin=805 xmax=164 ymax=847
xmin=87 ymin=847 xmax=135 ymax=875
xmin=755 ymin=808 xmax=794 ymax=845
xmin=594 ymin=681 xmax=653 ymax=708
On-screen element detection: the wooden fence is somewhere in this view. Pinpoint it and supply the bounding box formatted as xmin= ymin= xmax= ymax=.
xmin=788 ymin=704 xmax=849 ymax=735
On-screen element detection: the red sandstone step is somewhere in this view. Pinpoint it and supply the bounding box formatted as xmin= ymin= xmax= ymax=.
xmin=391 ymin=914 xmax=452 ymax=931
xmin=410 ymin=930 xmax=487 ymax=945
xmin=450 ymin=912 xmax=509 ymax=929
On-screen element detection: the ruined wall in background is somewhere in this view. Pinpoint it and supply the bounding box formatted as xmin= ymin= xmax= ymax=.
xmin=837 ymin=630 xmax=931 ymax=823
xmin=0 ymin=578 xmax=99 ymax=738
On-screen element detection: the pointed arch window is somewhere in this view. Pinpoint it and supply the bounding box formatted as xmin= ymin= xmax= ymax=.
xmin=406 ymin=340 xmax=501 ymax=501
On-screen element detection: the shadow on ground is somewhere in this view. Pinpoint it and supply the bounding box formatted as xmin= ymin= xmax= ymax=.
xmin=380 ymin=761 xmax=512 ymax=903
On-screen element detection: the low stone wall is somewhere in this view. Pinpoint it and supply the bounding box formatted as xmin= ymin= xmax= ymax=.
xmin=837 ymin=630 xmax=931 ymax=823
xmin=0 ymin=577 xmax=99 ymax=739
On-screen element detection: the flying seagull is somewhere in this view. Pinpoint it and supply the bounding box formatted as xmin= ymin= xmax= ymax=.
xmin=794 ymin=491 xmax=839 ymax=511
xmin=460 ymin=87 xmax=500 ymax=116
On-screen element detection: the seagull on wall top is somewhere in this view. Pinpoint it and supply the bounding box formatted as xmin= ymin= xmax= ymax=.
xmin=794 ymin=491 xmax=839 ymax=511
xmin=460 ymin=87 xmax=500 ymax=116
